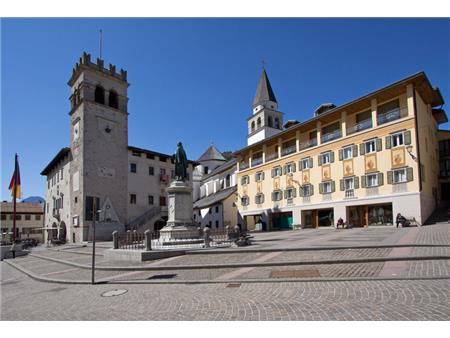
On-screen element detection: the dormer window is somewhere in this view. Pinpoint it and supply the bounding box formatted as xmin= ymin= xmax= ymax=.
xmin=95 ymin=86 xmax=105 ymax=104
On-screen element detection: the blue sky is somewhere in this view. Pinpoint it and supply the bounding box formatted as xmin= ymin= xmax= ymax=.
xmin=2 ymin=18 xmax=450 ymax=199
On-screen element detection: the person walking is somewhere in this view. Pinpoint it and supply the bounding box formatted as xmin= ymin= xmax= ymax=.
xmin=396 ymin=213 xmax=405 ymax=228
xmin=10 ymin=241 xmax=17 ymax=259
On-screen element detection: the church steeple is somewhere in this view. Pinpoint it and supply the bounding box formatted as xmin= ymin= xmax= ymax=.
xmin=253 ymin=69 xmax=277 ymax=109
xmin=247 ymin=68 xmax=283 ymax=146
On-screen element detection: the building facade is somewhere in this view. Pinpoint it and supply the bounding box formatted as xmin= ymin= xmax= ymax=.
xmin=438 ymin=129 xmax=450 ymax=203
xmin=235 ymin=71 xmax=447 ymax=230
xmin=1 ymin=202 xmax=45 ymax=242
xmin=41 ymin=53 xmax=196 ymax=243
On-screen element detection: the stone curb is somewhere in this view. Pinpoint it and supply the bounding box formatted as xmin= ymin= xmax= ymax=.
xmin=5 ymin=260 xmax=450 ymax=286
xmin=186 ymin=244 xmax=450 ymax=255
xmin=27 ymin=252 xmax=450 ymax=271
xmin=47 ymin=247 xmax=104 ymax=257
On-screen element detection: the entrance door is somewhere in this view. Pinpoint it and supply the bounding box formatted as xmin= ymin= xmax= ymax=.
xmin=318 ymin=209 xmax=334 ymax=227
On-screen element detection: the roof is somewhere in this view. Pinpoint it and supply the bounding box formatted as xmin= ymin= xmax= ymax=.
xmin=193 ymin=186 xmax=237 ymax=209
xmin=236 ymin=71 xmax=446 ymax=156
xmin=40 ymin=147 xmax=71 ymax=175
xmin=202 ymin=158 xmax=237 ymax=181
xmin=128 ymin=146 xmax=199 ymax=166
xmin=197 ymin=145 xmax=227 ymax=162
xmin=1 ymin=202 xmax=44 ymax=214
xmin=253 ymin=69 xmax=277 ymax=108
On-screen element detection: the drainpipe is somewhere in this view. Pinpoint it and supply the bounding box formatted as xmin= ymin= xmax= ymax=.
xmin=412 ymin=85 xmax=423 ymax=192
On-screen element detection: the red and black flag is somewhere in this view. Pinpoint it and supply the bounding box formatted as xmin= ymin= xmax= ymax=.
xmin=8 ymin=154 xmax=21 ymax=199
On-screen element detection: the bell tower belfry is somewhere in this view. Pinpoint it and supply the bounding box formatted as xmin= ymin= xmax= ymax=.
xmin=68 ymin=52 xmax=129 ymax=241
xmin=247 ymin=69 xmax=283 ymax=146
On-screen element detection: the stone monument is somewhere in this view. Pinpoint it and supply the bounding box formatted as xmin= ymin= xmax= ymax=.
xmin=159 ymin=142 xmax=199 ymax=241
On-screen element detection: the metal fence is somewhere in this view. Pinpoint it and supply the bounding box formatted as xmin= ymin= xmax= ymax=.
xmin=116 ymin=228 xmax=239 ymax=251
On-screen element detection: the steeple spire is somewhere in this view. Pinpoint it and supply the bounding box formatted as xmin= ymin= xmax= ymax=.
xmin=252 ymin=69 xmax=277 ymax=108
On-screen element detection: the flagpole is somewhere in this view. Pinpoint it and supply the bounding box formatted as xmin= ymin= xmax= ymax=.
xmin=12 ymin=154 xmax=17 ymax=243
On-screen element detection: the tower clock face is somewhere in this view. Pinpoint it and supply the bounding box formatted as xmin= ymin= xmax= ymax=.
xmin=73 ymin=121 xmax=80 ymax=140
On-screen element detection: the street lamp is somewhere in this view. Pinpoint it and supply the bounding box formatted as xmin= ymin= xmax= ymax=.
xmin=91 ymin=199 xmax=101 ymax=285
xmin=406 ymin=145 xmax=417 ymax=161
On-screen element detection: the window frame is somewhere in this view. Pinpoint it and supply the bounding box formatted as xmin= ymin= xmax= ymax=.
xmin=344 ymin=177 xmax=354 ymax=190
xmin=365 ymin=140 xmax=376 ymax=154
xmin=302 ymin=158 xmax=310 ymax=170
xmin=321 ymin=152 xmax=331 ymax=165
xmin=366 ymin=173 xmax=378 ymax=187
xmin=130 ymin=163 xmax=137 ymax=173
xmin=392 ymin=132 xmax=404 ymax=148
xmin=393 ymin=168 xmax=407 ymax=184
xmin=255 ymin=171 xmax=264 ymax=182
xmin=343 ymin=146 xmax=353 ymax=160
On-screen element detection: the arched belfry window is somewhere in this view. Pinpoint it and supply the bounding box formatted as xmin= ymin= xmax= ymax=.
xmin=109 ymin=90 xmax=118 ymax=109
xmin=251 ymin=121 xmax=255 ymax=132
xmin=274 ymin=117 xmax=280 ymax=129
xmin=268 ymin=116 xmax=273 ymax=128
xmin=257 ymin=117 xmax=261 ymax=129
xmin=95 ymin=86 xmax=105 ymax=104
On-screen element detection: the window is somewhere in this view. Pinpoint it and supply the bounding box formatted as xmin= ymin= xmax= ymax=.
xmin=130 ymin=163 xmax=137 ymax=173
xmin=272 ymin=166 xmax=282 ymax=177
xmin=343 ymin=146 xmax=353 ymax=160
xmin=160 ymin=168 xmax=166 ymax=176
xmin=366 ymin=174 xmax=378 ymax=187
xmin=255 ymin=193 xmax=264 ymax=204
xmin=285 ymin=187 xmax=296 ymax=199
xmin=215 ymin=221 xmax=219 ymax=228
xmin=284 ymin=162 xmax=296 ymax=174
xmin=301 ymin=184 xmax=313 ymax=197
xmin=281 ymin=139 xmax=297 ymax=156
xmin=255 ymin=171 xmax=264 ymax=182
xmin=159 ymin=196 xmax=166 ymax=206
xmin=132 ymin=150 xmax=141 ymax=157
xmin=146 ymin=153 xmax=155 ymax=160
xmin=209 ymin=208 xmax=212 ymax=214
xmin=149 ymin=166 xmax=154 ymax=176
xmin=204 ymin=166 xmax=209 ymax=174
xmin=35 ymin=215 xmax=41 ymax=221
xmin=225 ymin=174 xmax=231 ymax=187
xmin=94 ymin=86 xmax=105 ymax=104
xmin=319 ymin=151 xmax=334 ymax=165
xmin=344 ymin=177 xmax=354 ymax=190
xmin=365 ymin=140 xmax=376 ymax=154
xmin=274 ymin=117 xmax=280 ymax=129
xmin=257 ymin=117 xmax=261 ymax=129
xmin=130 ymin=194 xmax=137 ymax=204
xmin=251 ymin=121 xmax=255 ymax=132
xmin=208 ymin=221 xmax=212 ymax=227
xmin=301 ymin=157 xmax=312 ymax=170
xmin=241 ymin=175 xmax=250 ymax=185
xmin=268 ymin=116 xmax=273 ymax=127
xmin=60 ymin=168 xmax=63 ymax=180
xmin=1 ymin=215 xmax=6 ymax=221
xmin=108 ymin=90 xmax=118 ymax=109
xmin=148 ymin=195 xmax=154 ymax=205
xmin=392 ymin=132 xmax=404 ymax=147
xmin=272 ymin=190 xmax=282 ymax=201
xmin=321 ymin=182 xmax=332 ymax=194
xmin=25 ymin=215 xmax=31 ymax=221
xmin=393 ymin=169 xmax=407 ymax=183
xmin=75 ymin=197 xmax=78 ymax=204
xmin=215 ymin=206 xmax=219 ymax=213
xmin=241 ymin=196 xmax=249 ymax=206
xmin=377 ymin=99 xmax=400 ymax=125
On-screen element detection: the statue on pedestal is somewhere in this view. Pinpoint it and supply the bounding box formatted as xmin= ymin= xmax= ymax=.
xmin=174 ymin=142 xmax=188 ymax=181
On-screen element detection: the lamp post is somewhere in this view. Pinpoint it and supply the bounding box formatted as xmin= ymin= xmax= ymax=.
xmin=91 ymin=199 xmax=101 ymax=285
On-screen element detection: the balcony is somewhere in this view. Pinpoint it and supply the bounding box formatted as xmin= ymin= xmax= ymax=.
xmin=321 ymin=130 xmax=342 ymax=144
xmin=251 ymin=157 xmax=263 ymax=167
xmin=281 ymin=145 xmax=297 ymax=157
xmin=265 ymin=152 xmax=279 ymax=162
xmin=299 ymin=139 xmax=317 ymax=150
xmin=239 ymin=161 xmax=249 ymax=171
xmin=345 ymin=189 xmax=355 ymax=198
xmin=347 ymin=119 xmax=372 ymax=135
xmin=377 ymin=107 xmax=408 ymax=125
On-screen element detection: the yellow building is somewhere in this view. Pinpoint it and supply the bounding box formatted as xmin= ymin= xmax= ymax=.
xmin=235 ymin=71 xmax=447 ymax=230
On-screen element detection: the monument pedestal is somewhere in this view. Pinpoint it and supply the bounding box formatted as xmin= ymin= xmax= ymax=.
xmin=159 ymin=180 xmax=199 ymax=241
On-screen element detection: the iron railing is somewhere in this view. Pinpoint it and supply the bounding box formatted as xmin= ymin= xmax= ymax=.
xmin=265 ymin=152 xmax=279 ymax=162
xmin=281 ymin=145 xmax=297 ymax=157
xmin=299 ymin=139 xmax=317 ymax=150
xmin=251 ymin=157 xmax=263 ymax=167
xmin=118 ymin=231 xmax=145 ymax=250
xmin=321 ymin=130 xmax=342 ymax=143
xmin=377 ymin=107 xmax=408 ymax=125
xmin=346 ymin=119 xmax=372 ymax=135
xmin=239 ymin=161 xmax=249 ymax=170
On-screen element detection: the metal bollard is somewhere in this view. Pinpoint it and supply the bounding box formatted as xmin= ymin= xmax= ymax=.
xmin=144 ymin=230 xmax=152 ymax=251
xmin=112 ymin=231 xmax=119 ymax=249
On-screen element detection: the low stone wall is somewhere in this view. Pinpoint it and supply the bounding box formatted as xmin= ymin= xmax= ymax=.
xmin=104 ymin=248 xmax=185 ymax=263
xmin=1 ymin=244 xmax=26 ymax=260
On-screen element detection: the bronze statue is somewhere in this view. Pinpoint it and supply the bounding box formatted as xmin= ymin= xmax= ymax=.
xmin=174 ymin=142 xmax=188 ymax=181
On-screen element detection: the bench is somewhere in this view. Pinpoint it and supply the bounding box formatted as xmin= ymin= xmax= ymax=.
xmin=404 ymin=217 xmax=421 ymax=227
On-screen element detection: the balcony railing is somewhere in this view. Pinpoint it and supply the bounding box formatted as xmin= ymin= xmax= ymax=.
xmin=345 ymin=189 xmax=355 ymax=198
xmin=265 ymin=152 xmax=279 ymax=162
xmin=239 ymin=161 xmax=249 ymax=170
xmin=299 ymin=139 xmax=317 ymax=150
xmin=321 ymin=130 xmax=342 ymax=143
xmin=377 ymin=108 xmax=403 ymax=125
xmin=251 ymin=157 xmax=263 ymax=167
xmin=281 ymin=145 xmax=297 ymax=157
xmin=347 ymin=119 xmax=372 ymax=135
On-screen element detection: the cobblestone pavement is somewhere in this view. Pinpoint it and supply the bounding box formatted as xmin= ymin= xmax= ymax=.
xmin=1 ymin=263 xmax=449 ymax=320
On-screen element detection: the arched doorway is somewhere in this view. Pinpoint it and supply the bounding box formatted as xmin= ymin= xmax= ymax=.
xmin=58 ymin=222 xmax=67 ymax=242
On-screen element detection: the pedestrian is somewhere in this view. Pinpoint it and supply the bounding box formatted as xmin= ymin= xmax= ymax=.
xmin=336 ymin=217 xmax=345 ymax=229
xmin=10 ymin=241 xmax=17 ymax=259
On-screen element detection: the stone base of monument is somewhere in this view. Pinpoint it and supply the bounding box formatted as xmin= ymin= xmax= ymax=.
xmin=158 ymin=179 xmax=201 ymax=245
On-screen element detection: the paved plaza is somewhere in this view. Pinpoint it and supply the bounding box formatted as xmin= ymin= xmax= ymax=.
xmin=1 ymin=223 xmax=450 ymax=320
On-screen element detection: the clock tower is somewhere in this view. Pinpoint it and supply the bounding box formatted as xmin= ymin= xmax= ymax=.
xmin=68 ymin=52 xmax=129 ymax=241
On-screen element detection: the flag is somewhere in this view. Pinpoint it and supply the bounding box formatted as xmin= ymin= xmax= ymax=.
xmin=8 ymin=154 xmax=21 ymax=199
